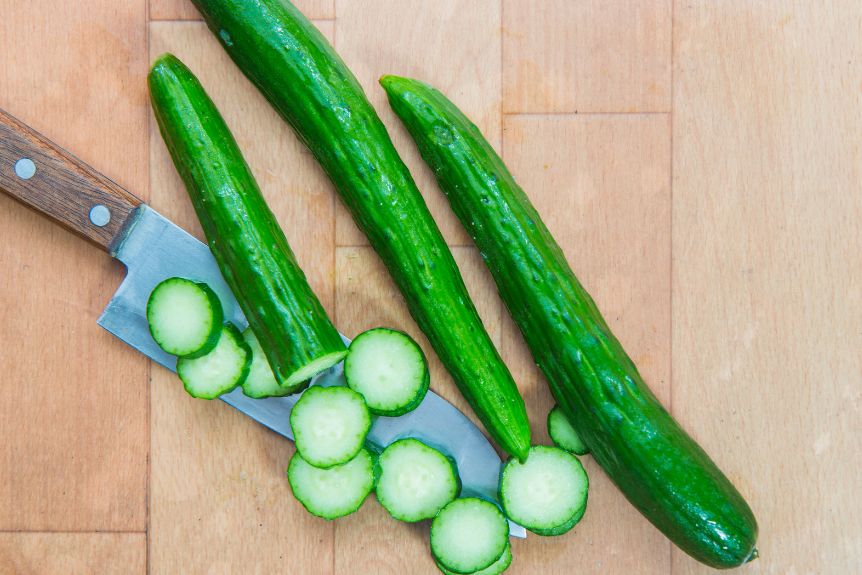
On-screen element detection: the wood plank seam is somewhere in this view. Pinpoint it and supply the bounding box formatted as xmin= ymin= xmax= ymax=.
xmin=668 ymin=3 xmax=675 ymax=575
xmin=505 ymin=112 xmax=671 ymax=117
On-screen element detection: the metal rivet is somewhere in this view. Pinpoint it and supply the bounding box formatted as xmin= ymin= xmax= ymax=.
xmin=89 ymin=204 xmax=111 ymax=227
xmin=14 ymin=158 xmax=36 ymax=180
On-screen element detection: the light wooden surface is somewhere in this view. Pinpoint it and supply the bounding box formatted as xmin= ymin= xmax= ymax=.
xmin=0 ymin=1 xmax=859 ymax=574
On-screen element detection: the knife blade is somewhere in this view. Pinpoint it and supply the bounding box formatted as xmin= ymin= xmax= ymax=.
xmin=0 ymin=108 xmax=526 ymax=538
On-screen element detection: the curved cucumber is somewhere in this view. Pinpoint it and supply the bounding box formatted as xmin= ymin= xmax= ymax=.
xmin=189 ymin=0 xmax=530 ymax=460
xmin=148 ymin=53 xmax=346 ymax=392
xmin=382 ymin=75 xmax=758 ymax=568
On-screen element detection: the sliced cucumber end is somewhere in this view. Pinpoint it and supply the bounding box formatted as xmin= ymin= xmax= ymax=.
xmin=283 ymin=350 xmax=349 ymax=388
xmin=431 ymin=498 xmax=510 ymax=574
xmin=547 ymin=405 xmax=589 ymax=456
xmin=287 ymin=448 xmax=376 ymax=520
xmin=376 ymin=438 xmax=459 ymax=522
xmin=499 ymin=445 xmax=588 ymax=536
xmin=290 ymin=385 xmax=372 ymax=468
xmin=345 ymin=328 xmax=429 ymax=416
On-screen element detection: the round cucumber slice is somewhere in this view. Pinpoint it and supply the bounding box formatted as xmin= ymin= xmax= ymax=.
xmin=289 ymin=385 xmax=371 ymax=468
xmin=499 ymin=445 xmax=589 ymax=536
xmin=547 ymin=405 xmax=589 ymax=455
xmin=376 ymin=438 xmax=460 ymax=522
xmin=287 ymin=448 xmax=376 ymax=520
xmin=431 ymin=498 xmax=509 ymax=574
xmin=436 ymin=543 xmax=512 ymax=575
xmin=344 ymin=327 xmax=429 ymax=416
xmin=146 ymin=277 xmax=224 ymax=358
xmin=176 ymin=322 xmax=251 ymax=399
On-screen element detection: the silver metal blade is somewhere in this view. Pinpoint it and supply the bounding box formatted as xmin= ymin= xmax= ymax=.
xmin=98 ymin=205 xmax=526 ymax=538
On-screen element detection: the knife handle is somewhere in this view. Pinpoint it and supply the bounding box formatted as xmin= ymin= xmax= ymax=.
xmin=0 ymin=107 xmax=142 ymax=251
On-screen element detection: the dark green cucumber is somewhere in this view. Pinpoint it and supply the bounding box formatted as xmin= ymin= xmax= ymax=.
xmin=148 ymin=54 xmax=346 ymax=391
xmin=189 ymin=0 xmax=530 ymax=460
xmin=382 ymin=76 xmax=758 ymax=569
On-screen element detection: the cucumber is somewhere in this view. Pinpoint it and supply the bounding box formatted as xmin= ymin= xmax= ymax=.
xmin=430 ymin=498 xmax=509 ymax=575
xmin=436 ymin=544 xmax=512 ymax=575
xmin=287 ymin=448 xmax=376 ymax=520
xmin=241 ymin=328 xmax=297 ymax=398
xmin=344 ymin=328 xmax=429 ymax=416
xmin=289 ymin=385 xmax=371 ymax=468
xmin=176 ymin=322 xmax=251 ymax=399
xmin=375 ymin=438 xmax=459 ymax=523
xmin=190 ymin=0 xmax=531 ymax=461
xmin=547 ymin=405 xmax=589 ymax=456
xmin=382 ymin=75 xmax=758 ymax=568
xmin=146 ymin=277 xmax=223 ymax=358
xmin=148 ymin=53 xmax=346 ymax=392
xmin=499 ymin=445 xmax=588 ymax=536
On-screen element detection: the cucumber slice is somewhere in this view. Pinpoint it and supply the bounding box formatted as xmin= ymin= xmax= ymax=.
xmin=176 ymin=322 xmax=251 ymax=399
xmin=287 ymin=447 xmax=376 ymax=520
xmin=375 ymin=438 xmax=460 ymax=522
xmin=547 ymin=405 xmax=589 ymax=456
xmin=241 ymin=328 xmax=301 ymax=398
xmin=436 ymin=543 xmax=512 ymax=575
xmin=499 ymin=445 xmax=589 ymax=536
xmin=431 ymin=498 xmax=509 ymax=574
xmin=289 ymin=386 xmax=371 ymax=468
xmin=146 ymin=277 xmax=223 ymax=358
xmin=344 ymin=328 xmax=429 ymax=416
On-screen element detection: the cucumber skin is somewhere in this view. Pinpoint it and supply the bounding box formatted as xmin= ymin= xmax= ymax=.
xmin=148 ymin=54 xmax=345 ymax=392
xmin=383 ymin=76 xmax=758 ymax=569
xmin=190 ymin=0 xmax=530 ymax=460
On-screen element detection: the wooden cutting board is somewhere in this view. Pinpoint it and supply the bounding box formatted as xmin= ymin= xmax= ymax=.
xmin=0 ymin=1 xmax=859 ymax=573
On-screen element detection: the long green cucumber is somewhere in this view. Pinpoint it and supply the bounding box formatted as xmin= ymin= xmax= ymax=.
xmin=189 ymin=0 xmax=531 ymax=459
xmin=382 ymin=75 xmax=758 ymax=569
xmin=148 ymin=54 xmax=346 ymax=391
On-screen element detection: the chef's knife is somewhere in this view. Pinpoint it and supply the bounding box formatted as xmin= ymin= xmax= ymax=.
xmin=0 ymin=108 xmax=526 ymax=538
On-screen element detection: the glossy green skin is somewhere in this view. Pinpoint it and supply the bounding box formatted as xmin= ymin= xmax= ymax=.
xmin=148 ymin=54 xmax=346 ymax=392
xmin=190 ymin=0 xmax=530 ymax=459
xmin=383 ymin=76 xmax=759 ymax=569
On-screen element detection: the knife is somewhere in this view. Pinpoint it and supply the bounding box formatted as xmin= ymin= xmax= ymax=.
xmin=0 ymin=108 xmax=526 ymax=538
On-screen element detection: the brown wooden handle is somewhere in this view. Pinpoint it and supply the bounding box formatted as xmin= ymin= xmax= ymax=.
xmin=0 ymin=107 xmax=143 ymax=251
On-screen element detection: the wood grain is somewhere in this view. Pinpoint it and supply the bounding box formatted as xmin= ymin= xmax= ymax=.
xmin=0 ymin=109 xmax=142 ymax=250
xmin=672 ymin=2 xmax=862 ymax=573
xmin=0 ymin=0 xmax=149 ymax=532
xmin=0 ymin=533 xmax=146 ymax=575
xmin=150 ymin=0 xmax=334 ymax=21
xmin=501 ymin=114 xmax=672 ymax=574
xmin=0 ymin=2 xmax=859 ymax=574
xmin=503 ymin=0 xmax=672 ymax=114
xmin=334 ymin=245 xmax=504 ymax=574
xmin=334 ymin=0 xmax=501 ymax=247
xmin=148 ymin=20 xmax=338 ymax=575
